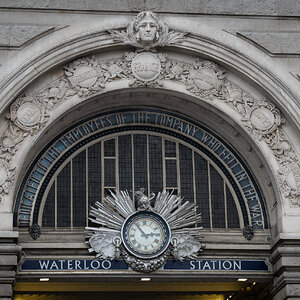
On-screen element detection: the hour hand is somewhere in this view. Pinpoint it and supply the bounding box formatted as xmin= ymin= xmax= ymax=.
xmin=144 ymin=232 xmax=155 ymax=238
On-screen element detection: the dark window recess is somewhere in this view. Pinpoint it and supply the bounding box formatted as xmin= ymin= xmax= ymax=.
xmin=195 ymin=153 xmax=210 ymax=228
xmin=42 ymin=183 xmax=55 ymax=227
xmin=118 ymin=135 xmax=132 ymax=191
xmin=88 ymin=142 xmax=101 ymax=207
xmin=179 ymin=144 xmax=193 ymax=203
xmin=134 ymin=134 xmax=148 ymax=192
xmin=166 ymin=160 xmax=177 ymax=187
xmin=41 ymin=133 xmax=242 ymax=230
xmin=166 ymin=188 xmax=178 ymax=195
xmin=149 ymin=136 xmax=163 ymax=194
xmin=73 ymin=150 xmax=86 ymax=227
xmin=210 ymin=165 xmax=225 ymax=229
xmin=57 ymin=163 xmax=71 ymax=227
xmin=165 ymin=140 xmax=176 ymax=157
xmin=104 ymin=159 xmax=116 ymax=186
xmin=104 ymin=139 xmax=115 ymax=156
xmin=226 ymin=186 xmax=240 ymax=228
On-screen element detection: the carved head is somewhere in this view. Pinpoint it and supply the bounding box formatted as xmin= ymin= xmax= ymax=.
xmin=134 ymin=11 xmax=160 ymax=45
xmin=135 ymin=188 xmax=155 ymax=211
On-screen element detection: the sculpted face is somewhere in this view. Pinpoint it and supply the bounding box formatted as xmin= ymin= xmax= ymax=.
xmin=136 ymin=14 xmax=158 ymax=44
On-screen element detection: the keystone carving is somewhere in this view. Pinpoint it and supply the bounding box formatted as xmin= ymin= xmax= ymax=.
xmin=109 ymin=11 xmax=186 ymax=51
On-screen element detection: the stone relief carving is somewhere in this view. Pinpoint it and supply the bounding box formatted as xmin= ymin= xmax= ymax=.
xmin=0 ymin=159 xmax=15 ymax=197
xmin=109 ymin=11 xmax=186 ymax=51
xmin=240 ymin=99 xmax=283 ymax=140
xmin=278 ymin=163 xmax=300 ymax=205
xmin=64 ymin=56 xmax=105 ymax=97
xmin=0 ymin=78 xmax=74 ymax=201
xmin=0 ymin=10 xmax=299 ymax=206
xmin=7 ymin=95 xmax=49 ymax=134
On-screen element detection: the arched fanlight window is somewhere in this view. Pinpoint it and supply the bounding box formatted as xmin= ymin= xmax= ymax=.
xmin=41 ymin=132 xmax=241 ymax=230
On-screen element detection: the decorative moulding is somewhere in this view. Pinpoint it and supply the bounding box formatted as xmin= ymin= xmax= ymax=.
xmin=0 ymin=11 xmax=299 ymax=208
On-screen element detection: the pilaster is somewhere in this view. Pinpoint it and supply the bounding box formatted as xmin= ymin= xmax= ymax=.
xmin=270 ymin=234 xmax=300 ymax=300
xmin=0 ymin=232 xmax=21 ymax=299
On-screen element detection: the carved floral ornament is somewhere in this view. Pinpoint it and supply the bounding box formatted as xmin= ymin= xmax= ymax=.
xmin=0 ymin=11 xmax=299 ymax=206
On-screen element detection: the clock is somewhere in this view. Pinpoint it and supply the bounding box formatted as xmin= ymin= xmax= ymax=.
xmin=121 ymin=211 xmax=171 ymax=259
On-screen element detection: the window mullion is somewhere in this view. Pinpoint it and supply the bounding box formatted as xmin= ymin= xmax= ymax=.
xmin=208 ymin=162 xmax=213 ymax=231
xmin=224 ymin=181 xmax=228 ymax=229
xmin=54 ymin=179 xmax=57 ymax=230
xmin=176 ymin=141 xmax=181 ymax=196
xmin=70 ymin=159 xmax=73 ymax=230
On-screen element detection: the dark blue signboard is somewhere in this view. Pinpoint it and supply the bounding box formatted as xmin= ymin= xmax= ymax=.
xmin=21 ymin=259 xmax=269 ymax=272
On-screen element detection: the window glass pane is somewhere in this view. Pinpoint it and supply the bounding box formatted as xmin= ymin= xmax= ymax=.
xmin=227 ymin=185 xmax=240 ymax=228
xmin=210 ymin=165 xmax=225 ymax=228
xmin=42 ymin=183 xmax=55 ymax=227
xmin=118 ymin=135 xmax=132 ymax=191
xmin=149 ymin=136 xmax=163 ymax=194
xmin=166 ymin=160 xmax=177 ymax=187
xmin=134 ymin=134 xmax=148 ymax=192
xmin=104 ymin=159 xmax=116 ymax=186
xmin=73 ymin=150 xmax=86 ymax=227
xmin=195 ymin=153 xmax=210 ymax=228
xmin=41 ymin=131 xmax=242 ymax=230
xmin=179 ymin=144 xmax=194 ymax=203
xmin=104 ymin=139 xmax=115 ymax=156
xmin=57 ymin=163 xmax=71 ymax=227
xmin=165 ymin=140 xmax=176 ymax=157
xmin=88 ymin=142 xmax=101 ymax=206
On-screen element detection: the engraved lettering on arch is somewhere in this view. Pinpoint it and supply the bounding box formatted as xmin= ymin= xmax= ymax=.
xmin=15 ymin=110 xmax=266 ymax=230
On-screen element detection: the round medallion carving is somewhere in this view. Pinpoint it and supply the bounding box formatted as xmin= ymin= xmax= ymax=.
xmin=131 ymin=53 xmax=161 ymax=82
xmin=72 ymin=66 xmax=98 ymax=88
xmin=16 ymin=103 xmax=41 ymax=127
xmin=250 ymin=107 xmax=275 ymax=131
xmin=190 ymin=68 xmax=221 ymax=90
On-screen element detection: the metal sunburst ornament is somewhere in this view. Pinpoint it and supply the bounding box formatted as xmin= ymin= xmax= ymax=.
xmin=85 ymin=189 xmax=204 ymax=273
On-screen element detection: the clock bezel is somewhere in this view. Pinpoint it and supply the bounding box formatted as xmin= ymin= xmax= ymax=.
xmin=121 ymin=211 xmax=171 ymax=259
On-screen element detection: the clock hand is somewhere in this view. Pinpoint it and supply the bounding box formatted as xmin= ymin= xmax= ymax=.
xmin=136 ymin=224 xmax=148 ymax=238
xmin=144 ymin=232 xmax=155 ymax=238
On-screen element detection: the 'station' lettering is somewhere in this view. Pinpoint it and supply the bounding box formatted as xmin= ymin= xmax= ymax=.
xmin=20 ymin=259 xmax=269 ymax=272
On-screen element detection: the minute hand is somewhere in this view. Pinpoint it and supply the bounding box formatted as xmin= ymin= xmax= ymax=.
xmin=136 ymin=224 xmax=148 ymax=238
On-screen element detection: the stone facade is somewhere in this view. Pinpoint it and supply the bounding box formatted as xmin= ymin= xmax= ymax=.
xmin=0 ymin=1 xmax=299 ymax=299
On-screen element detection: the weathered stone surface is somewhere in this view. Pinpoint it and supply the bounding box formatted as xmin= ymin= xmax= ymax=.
xmin=240 ymin=0 xmax=278 ymax=15
xmin=238 ymin=32 xmax=300 ymax=54
xmin=0 ymin=0 xmax=300 ymax=16
xmin=0 ymin=25 xmax=54 ymax=47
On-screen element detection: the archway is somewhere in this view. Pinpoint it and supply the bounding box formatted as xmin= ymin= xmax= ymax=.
xmin=0 ymin=10 xmax=299 ymax=300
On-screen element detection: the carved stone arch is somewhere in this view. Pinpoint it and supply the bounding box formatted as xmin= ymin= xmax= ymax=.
xmin=0 ymin=13 xmax=299 ymax=237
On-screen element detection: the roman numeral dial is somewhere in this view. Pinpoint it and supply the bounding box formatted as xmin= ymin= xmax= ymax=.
xmin=121 ymin=211 xmax=171 ymax=259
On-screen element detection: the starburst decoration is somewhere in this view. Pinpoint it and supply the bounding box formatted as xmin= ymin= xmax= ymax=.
xmin=86 ymin=189 xmax=204 ymax=272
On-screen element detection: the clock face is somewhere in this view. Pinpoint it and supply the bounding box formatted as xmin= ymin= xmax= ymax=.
xmin=121 ymin=211 xmax=171 ymax=259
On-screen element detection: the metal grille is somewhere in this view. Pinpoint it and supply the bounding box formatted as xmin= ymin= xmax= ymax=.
xmin=42 ymin=133 xmax=241 ymax=230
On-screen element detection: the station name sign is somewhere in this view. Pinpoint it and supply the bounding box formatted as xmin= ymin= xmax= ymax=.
xmin=21 ymin=259 xmax=269 ymax=272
